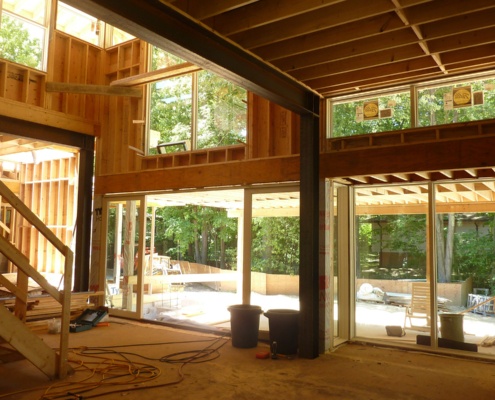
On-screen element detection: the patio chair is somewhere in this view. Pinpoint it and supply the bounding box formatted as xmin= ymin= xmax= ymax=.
xmin=404 ymin=282 xmax=431 ymax=331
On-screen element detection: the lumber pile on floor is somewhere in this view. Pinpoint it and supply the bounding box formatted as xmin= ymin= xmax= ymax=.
xmin=0 ymin=291 xmax=104 ymax=331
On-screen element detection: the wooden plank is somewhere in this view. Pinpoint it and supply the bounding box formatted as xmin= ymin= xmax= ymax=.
xmin=0 ymin=235 xmax=61 ymax=301
xmin=0 ymin=305 xmax=58 ymax=379
xmin=320 ymin=134 xmax=495 ymax=180
xmin=94 ymin=155 xmax=300 ymax=194
xmin=109 ymin=62 xmax=202 ymax=87
xmin=46 ymin=81 xmax=143 ymax=98
xmin=0 ymin=98 xmax=96 ymax=136
xmin=0 ymin=292 xmax=102 ymax=319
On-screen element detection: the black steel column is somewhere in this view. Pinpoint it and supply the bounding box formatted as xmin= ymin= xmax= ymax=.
xmin=299 ymin=101 xmax=320 ymax=359
xmin=73 ymin=137 xmax=94 ymax=292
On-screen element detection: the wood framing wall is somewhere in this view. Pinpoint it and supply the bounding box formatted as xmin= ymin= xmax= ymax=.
xmin=98 ymin=39 xmax=147 ymax=176
xmin=95 ymin=41 xmax=301 ymax=182
xmin=0 ymin=31 xmax=303 ymax=273
xmin=47 ymin=31 xmax=103 ymax=121
xmin=16 ymin=156 xmax=78 ymax=274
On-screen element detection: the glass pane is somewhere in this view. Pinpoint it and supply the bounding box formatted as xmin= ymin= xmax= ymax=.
xmin=139 ymin=199 xmax=240 ymax=326
xmin=251 ymin=194 xmax=300 ymax=333
xmin=355 ymin=184 xmax=428 ymax=343
xmin=331 ymin=92 xmax=411 ymax=138
xmin=197 ymin=70 xmax=247 ymax=149
xmin=332 ymin=185 xmax=339 ymax=337
xmin=105 ymin=200 xmax=140 ymax=313
xmin=56 ymin=2 xmax=102 ymax=46
xmin=3 ymin=0 xmax=46 ymax=25
xmin=148 ymin=75 xmax=192 ymax=154
xmin=0 ymin=13 xmax=44 ymax=70
xmin=418 ymin=78 xmax=495 ymax=127
xmin=106 ymin=25 xmax=134 ymax=47
xmin=435 ymin=182 xmax=495 ymax=353
xmin=151 ymin=46 xmax=185 ymax=70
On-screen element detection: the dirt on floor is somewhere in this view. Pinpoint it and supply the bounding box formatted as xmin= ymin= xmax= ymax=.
xmin=1 ymin=318 xmax=495 ymax=400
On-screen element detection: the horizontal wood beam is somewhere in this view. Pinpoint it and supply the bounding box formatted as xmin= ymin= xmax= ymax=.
xmin=46 ymin=82 xmax=143 ymax=97
xmin=356 ymin=202 xmax=495 ymax=215
xmin=109 ymin=62 xmax=202 ymax=87
xmin=0 ymin=98 xmax=97 ymax=137
xmin=320 ymin=134 xmax=495 ymax=179
xmin=94 ymin=155 xmax=300 ymax=195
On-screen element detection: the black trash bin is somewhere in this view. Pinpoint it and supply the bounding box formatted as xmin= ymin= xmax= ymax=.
xmin=264 ymin=309 xmax=300 ymax=356
xmin=228 ymin=304 xmax=263 ymax=348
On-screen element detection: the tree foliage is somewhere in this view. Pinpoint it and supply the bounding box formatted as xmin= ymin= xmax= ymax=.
xmin=197 ymin=70 xmax=247 ymax=148
xmin=358 ymin=212 xmax=495 ymax=293
xmin=251 ymin=217 xmax=300 ymax=275
xmin=149 ymin=48 xmax=247 ymax=153
xmin=0 ymin=14 xmax=42 ymax=69
xmin=151 ymin=205 xmax=238 ymax=269
xmin=331 ymin=92 xmax=411 ymax=137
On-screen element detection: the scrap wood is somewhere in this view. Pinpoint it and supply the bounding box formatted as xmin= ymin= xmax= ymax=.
xmin=480 ymin=336 xmax=495 ymax=347
xmin=1 ymin=291 xmax=103 ymax=321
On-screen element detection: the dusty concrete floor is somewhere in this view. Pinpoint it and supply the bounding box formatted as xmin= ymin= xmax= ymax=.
xmin=1 ymin=318 xmax=495 ymax=400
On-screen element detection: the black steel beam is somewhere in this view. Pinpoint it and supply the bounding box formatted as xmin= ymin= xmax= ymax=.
xmin=62 ymin=0 xmax=320 ymax=116
xmin=73 ymin=141 xmax=95 ymax=292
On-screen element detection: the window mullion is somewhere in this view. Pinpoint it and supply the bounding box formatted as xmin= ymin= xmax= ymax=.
xmin=191 ymin=71 xmax=198 ymax=150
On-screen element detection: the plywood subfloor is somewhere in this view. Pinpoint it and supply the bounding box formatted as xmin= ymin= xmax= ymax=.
xmin=1 ymin=318 xmax=495 ymax=399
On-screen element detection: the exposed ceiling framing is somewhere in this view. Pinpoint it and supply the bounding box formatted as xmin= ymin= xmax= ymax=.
xmin=161 ymin=0 xmax=495 ymax=98
xmin=4 ymin=1 xmax=495 ymax=208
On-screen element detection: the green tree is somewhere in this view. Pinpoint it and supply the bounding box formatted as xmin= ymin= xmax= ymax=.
xmin=452 ymin=214 xmax=495 ymax=292
xmin=417 ymin=79 xmax=495 ymax=127
xmin=153 ymin=205 xmax=238 ymax=269
xmin=149 ymin=74 xmax=193 ymax=154
xmin=149 ymin=49 xmax=246 ymax=153
xmin=0 ymin=14 xmax=42 ymax=69
xmin=356 ymin=214 xmax=426 ymax=279
xmin=331 ymin=92 xmax=411 ymax=137
xmin=197 ymin=70 xmax=247 ymax=148
xmin=251 ymin=217 xmax=300 ymax=274
xmin=436 ymin=213 xmax=455 ymax=283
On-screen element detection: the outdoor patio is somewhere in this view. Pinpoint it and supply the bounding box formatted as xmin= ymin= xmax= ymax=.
xmin=141 ymin=283 xmax=495 ymax=356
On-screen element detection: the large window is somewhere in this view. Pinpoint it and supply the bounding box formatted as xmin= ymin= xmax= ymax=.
xmin=0 ymin=0 xmax=48 ymax=70
xmin=329 ymin=72 xmax=495 ymax=137
xmin=148 ymin=47 xmax=247 ymax=155
xmin=417 ymin=77 xmax=495 ymax=127
xmin=330 ymin=91 xmax=411 ymax=137
xmin=149 ymin=74 xmax=193 ymax=154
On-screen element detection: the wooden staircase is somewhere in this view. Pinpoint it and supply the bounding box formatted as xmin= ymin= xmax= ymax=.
xmin=0 ymin=180 xmax=73 ymax=379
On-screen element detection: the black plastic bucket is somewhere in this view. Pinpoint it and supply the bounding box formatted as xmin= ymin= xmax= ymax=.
xmin=228 ymin=304 xmax=263 ymax=348
xmin=264 ymin=309 xmax=300 ymax=355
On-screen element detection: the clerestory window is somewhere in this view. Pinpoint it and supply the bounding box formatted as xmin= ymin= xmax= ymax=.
xmin=56 ymin=2 xmax=134 ymax=48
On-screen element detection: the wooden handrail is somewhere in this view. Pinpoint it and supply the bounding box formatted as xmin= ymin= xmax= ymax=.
xmin=0 ymin=179 xmax=73 ymax=378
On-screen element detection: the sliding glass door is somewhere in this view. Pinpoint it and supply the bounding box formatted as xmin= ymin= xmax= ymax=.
xmin=350 ymin=180 xmax=495 ymax=357
xmin=103 ymin=197 xmax=144 ymax=319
